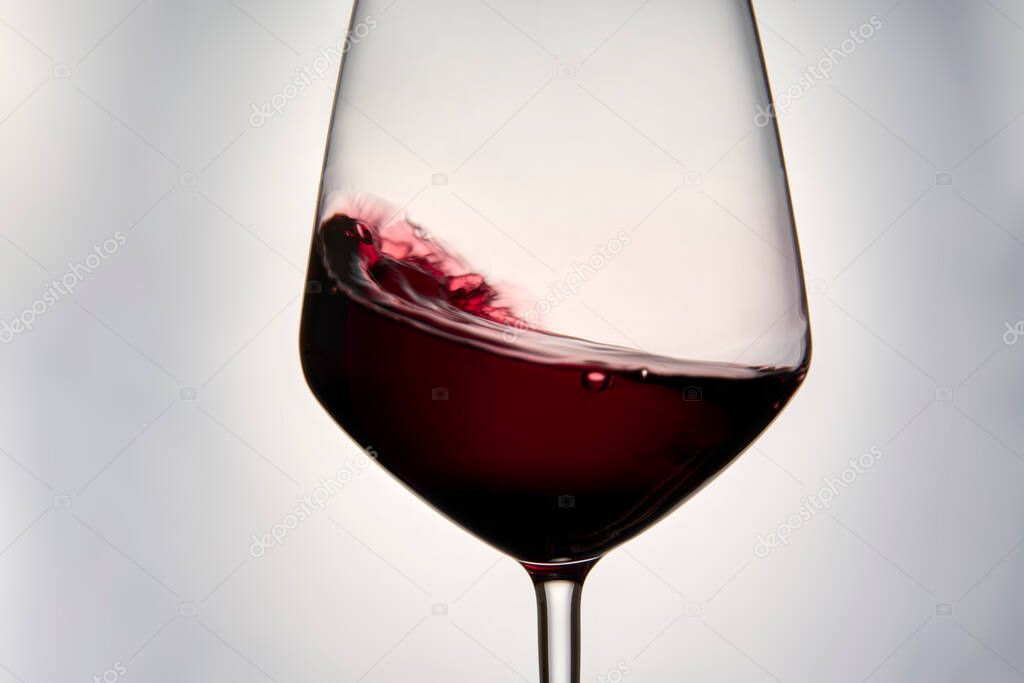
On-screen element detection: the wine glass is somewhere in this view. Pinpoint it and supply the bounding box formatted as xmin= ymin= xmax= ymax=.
xmin=300 ymin=0 xmax=810 ymax=680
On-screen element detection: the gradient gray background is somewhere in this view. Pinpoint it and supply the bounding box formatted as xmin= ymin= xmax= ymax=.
xmin=1 ymin=1 xmax=1023 ymax=682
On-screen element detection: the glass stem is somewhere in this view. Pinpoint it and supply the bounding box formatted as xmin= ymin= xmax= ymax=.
xmin=525 ymin=560 xmax=597 ymax=683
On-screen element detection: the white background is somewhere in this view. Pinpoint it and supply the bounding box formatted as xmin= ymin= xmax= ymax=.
xmin=1 ymin=1 xmax=1023 ymax=681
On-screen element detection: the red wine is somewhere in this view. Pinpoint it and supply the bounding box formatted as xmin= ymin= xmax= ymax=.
xmin=300 ymin=195 xmax=806 ymax=563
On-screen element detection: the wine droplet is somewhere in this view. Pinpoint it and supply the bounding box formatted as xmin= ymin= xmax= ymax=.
xmin=582 ymin=370 xmax=612 ymax=392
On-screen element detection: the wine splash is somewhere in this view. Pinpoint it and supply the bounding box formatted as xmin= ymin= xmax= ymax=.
xmin=300 ymin=195 xmax=806 ymax=562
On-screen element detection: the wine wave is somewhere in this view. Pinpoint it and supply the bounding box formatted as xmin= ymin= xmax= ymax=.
xmin=315 ymin=193 xmax=774 ymax=379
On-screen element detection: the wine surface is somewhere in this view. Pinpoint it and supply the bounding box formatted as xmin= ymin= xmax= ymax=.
xmin=300 ymin=195 xmax=805 ymax=563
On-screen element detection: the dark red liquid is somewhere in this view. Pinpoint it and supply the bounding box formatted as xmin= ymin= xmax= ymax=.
xmin=300 ymin=200 xmax=806 ymax=563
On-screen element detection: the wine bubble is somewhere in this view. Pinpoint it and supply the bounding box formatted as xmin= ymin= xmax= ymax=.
xmin=582 ymin=370 xmax=613 ymax=392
